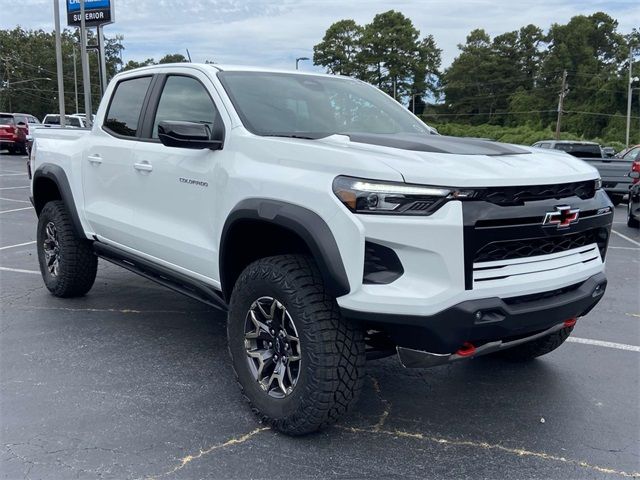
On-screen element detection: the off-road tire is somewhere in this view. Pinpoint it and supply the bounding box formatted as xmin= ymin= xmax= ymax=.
xmin=491 ymin=326 xmax=573 ymax=362
xmin=227 ymin=254 xmax=365 ymax=435
xmin=37 ymin=200 xmax=98 ymax=297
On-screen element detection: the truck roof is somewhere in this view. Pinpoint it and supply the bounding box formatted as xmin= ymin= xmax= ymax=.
xmin=118 ymin=62 xmax=342 ymax=79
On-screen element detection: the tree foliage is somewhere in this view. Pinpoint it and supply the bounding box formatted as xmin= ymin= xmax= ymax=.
xmin=313 ymin=11 xmax=441 ymax=110
xmin=0 ymin=27 xmax=124 ymax=118
xmin=438 ymin=12 xmax=639 ymax=143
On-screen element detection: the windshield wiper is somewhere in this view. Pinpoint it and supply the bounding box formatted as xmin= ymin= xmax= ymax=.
xmin=263 ymin=132 xmax=332 ymax=140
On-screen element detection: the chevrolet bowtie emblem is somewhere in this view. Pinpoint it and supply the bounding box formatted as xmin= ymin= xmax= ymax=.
xmin=543 ymin=205 xmax=580 ymax=228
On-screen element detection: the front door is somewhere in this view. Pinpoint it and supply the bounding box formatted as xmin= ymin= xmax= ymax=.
xmin=128 ymin=73 xmax=226 ymax=281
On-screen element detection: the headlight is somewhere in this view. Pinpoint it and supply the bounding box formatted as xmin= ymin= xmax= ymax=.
xmin=332 ymin=176 xmax=474 ymax=215
xmin=595 ymin=178 xmax=602 ymax=190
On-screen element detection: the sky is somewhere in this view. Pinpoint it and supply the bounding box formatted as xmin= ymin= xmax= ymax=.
xmin=1 ymin=0 xmax=639 ymax=71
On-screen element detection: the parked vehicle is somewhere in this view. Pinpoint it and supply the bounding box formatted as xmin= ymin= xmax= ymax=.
xmin=13 ymin=113 xmax=41 ymax=154
xmin=532 ymin=140 xmax=632 ymax=205
xmin=624 ymin=147 xmax=640 ymax=228
xmin=602 ymin=146 xmax=616 ymax=158
xmin=0 ymin=112 xmax=28 ymax=154
xmin=31 ymin=64 xmax=613 ymax=435
xmin=42 ymin=114 xmax=86 ymax=128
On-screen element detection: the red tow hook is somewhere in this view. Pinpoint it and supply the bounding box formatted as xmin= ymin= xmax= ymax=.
xmin=564 ymin=318 xmax=577 ymax=328
xmin=456 ymin=342 xmax=476 ymax=357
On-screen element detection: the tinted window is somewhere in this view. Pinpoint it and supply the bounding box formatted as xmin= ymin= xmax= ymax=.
xmin=152 ymin=76 xmax=217 ymax=138
xmin=0 ymin=115 xmax=15 ymax=125
xmin=104 ymin=76 xmax=152 ymax=137
xmin=553 ymin=143 xmax=602 ymax=158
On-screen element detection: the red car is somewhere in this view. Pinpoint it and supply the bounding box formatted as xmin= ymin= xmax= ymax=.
xmin=0 ymin=112 xmax=29 ymax=154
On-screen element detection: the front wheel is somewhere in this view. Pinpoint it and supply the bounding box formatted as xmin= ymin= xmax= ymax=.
xmin=490 ymin=326 xmax=573 ymax=362
xmin=227 ymin=255 xmax=365 ymax=435
xmin=37 ymin=200 xmax=98 ymax=297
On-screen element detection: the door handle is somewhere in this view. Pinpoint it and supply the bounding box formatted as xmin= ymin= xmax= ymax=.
xmin=87 ymin=154 xmax=102 ymax=165
xmin=133 ymin=162 xmax=153 ymax=172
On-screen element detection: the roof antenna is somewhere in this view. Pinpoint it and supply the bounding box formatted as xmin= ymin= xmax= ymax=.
xmin=186 ymin=49 xmax=192 ymax=63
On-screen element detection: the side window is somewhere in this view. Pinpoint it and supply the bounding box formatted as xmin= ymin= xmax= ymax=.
xmin=624 ymin=147 xmax=640 ymax=161
xmin=152 ymin=76 xmax=217 ymax=138
xmin=104 ymin=76 xmax=152 ymax=137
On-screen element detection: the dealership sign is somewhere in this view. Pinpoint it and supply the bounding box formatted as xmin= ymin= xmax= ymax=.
xmin=67 ymin=0 xmax=114 ymax=27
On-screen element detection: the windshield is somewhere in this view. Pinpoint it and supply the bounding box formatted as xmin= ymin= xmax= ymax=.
xmin=217 ymin=72 xmax=429 ymax=138
xmin=0 ymin=115 xmax=15 ymax=125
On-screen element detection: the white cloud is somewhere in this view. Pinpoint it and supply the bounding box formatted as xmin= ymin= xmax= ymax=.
xmin=1 ymin=0 xmax=638 ymax=71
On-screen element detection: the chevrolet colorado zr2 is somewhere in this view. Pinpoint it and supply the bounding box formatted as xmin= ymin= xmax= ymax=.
xmin=29 ymin=64 xmax=613 ymax=435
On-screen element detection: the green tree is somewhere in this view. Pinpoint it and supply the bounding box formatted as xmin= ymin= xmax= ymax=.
xmin=158 ymin=53 xmax=188 ymax=64
xmin=0 ymin=27 xmax=123 ymax=119
xmin=313 ymin=19 xmax=363 ymax=76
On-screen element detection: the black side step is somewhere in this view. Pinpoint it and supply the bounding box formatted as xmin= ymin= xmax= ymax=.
xmin=93 ymin=242 xmax=227 ymax=312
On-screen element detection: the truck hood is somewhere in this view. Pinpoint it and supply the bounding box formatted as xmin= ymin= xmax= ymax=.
xmin=317 ymin=133 xmax=599 ymax=187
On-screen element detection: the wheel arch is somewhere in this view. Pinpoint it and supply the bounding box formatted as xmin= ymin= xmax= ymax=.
xmin=219 ymin=199 xmax=350 ymax=302
xmin=32 ymin=164 xmax=85 ymax=238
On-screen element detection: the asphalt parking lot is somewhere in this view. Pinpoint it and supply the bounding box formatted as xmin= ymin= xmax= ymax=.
xmin=0 ymin=150 xmax=638 ymax=480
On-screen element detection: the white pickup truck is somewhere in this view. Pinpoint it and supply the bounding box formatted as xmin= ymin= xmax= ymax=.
xmin=30 ymin=64 xmax=613 ymax=435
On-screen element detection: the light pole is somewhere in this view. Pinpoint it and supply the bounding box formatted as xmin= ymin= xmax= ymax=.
xmin=626 ymin=47 xmax=636 ymax=147
xmin=295 ymin=57 xmax=309 ymax=70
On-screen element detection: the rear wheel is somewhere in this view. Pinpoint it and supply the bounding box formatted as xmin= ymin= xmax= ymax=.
xmin=490 ymin=326 xmax=573 ymax=362
xmin=37 ymin=201 xmax=98 ymax=297
xmin=227 ymin=254 xmax=365 ymax=435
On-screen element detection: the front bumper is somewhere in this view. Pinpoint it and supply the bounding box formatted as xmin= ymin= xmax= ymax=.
xmin=342 ymin=272 xmax=607 ymax=356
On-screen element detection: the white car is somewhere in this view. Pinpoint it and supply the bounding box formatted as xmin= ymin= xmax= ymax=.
xmin=30 ymin=64 xmax=613 ymax=435
xmin=42 ymin=114 xmax=86 ymax=128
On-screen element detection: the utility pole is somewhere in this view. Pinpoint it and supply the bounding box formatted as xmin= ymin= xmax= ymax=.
xmin=53 ymin=0 xmax=66 ymax=127
xmin=555 ymin=70 xmax=568 ymax=140
xmin=79 ymin=0 xmax=92 ymax=128
xmin=626 ymin=47 xmax=634 ymax=147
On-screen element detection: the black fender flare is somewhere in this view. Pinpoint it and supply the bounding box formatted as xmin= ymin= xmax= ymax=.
xmin=32 ymin=163 xmax=85 ymax=238
xmin=220 ymin=199 xmax=351 ymax=301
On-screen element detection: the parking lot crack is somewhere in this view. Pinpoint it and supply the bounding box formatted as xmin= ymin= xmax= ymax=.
xmin=334 ymin=426 xmax=639 ymax=478
xmin=145 ymin=427 xmax=269 ymax=479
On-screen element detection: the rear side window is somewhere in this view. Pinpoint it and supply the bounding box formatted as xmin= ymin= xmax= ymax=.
xmin=151 ymin=76 xmax=217 ymax=138
xmin=104 ymin=76 xmax=152 ymax=137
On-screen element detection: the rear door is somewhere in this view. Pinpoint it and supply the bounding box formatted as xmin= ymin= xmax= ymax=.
xmin=82 ymin=75 xmax=154 ymax=246
xmin=127 ymin=72 xmax=227 ymax=279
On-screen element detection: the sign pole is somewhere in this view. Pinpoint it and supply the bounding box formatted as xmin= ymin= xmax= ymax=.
xmin=98 ymin=25 xmax=108 ymax=96
xmin=53 ymin=0 xmax=66 ymax=127
xmin=79 ymin=0 xmax=93 ymax=128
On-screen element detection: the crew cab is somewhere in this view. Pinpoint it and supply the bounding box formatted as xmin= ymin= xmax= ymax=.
xmin=30 ymin=64 xmax=613 ymax=435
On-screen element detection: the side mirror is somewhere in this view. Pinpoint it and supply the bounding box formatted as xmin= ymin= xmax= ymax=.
xmin=158 ymin=121 xmax=223 ymax=150
xmin=17 ymin=121 xmax=26 ymax=127
xmin=628 ymin=171 xmax=640 ymax=179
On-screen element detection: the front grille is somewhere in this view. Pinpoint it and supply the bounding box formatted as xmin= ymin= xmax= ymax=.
xmin=474 ymin=228 xmax=608 ymax=263
xmin=477 ymin=180 xmax=596 ymax=206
